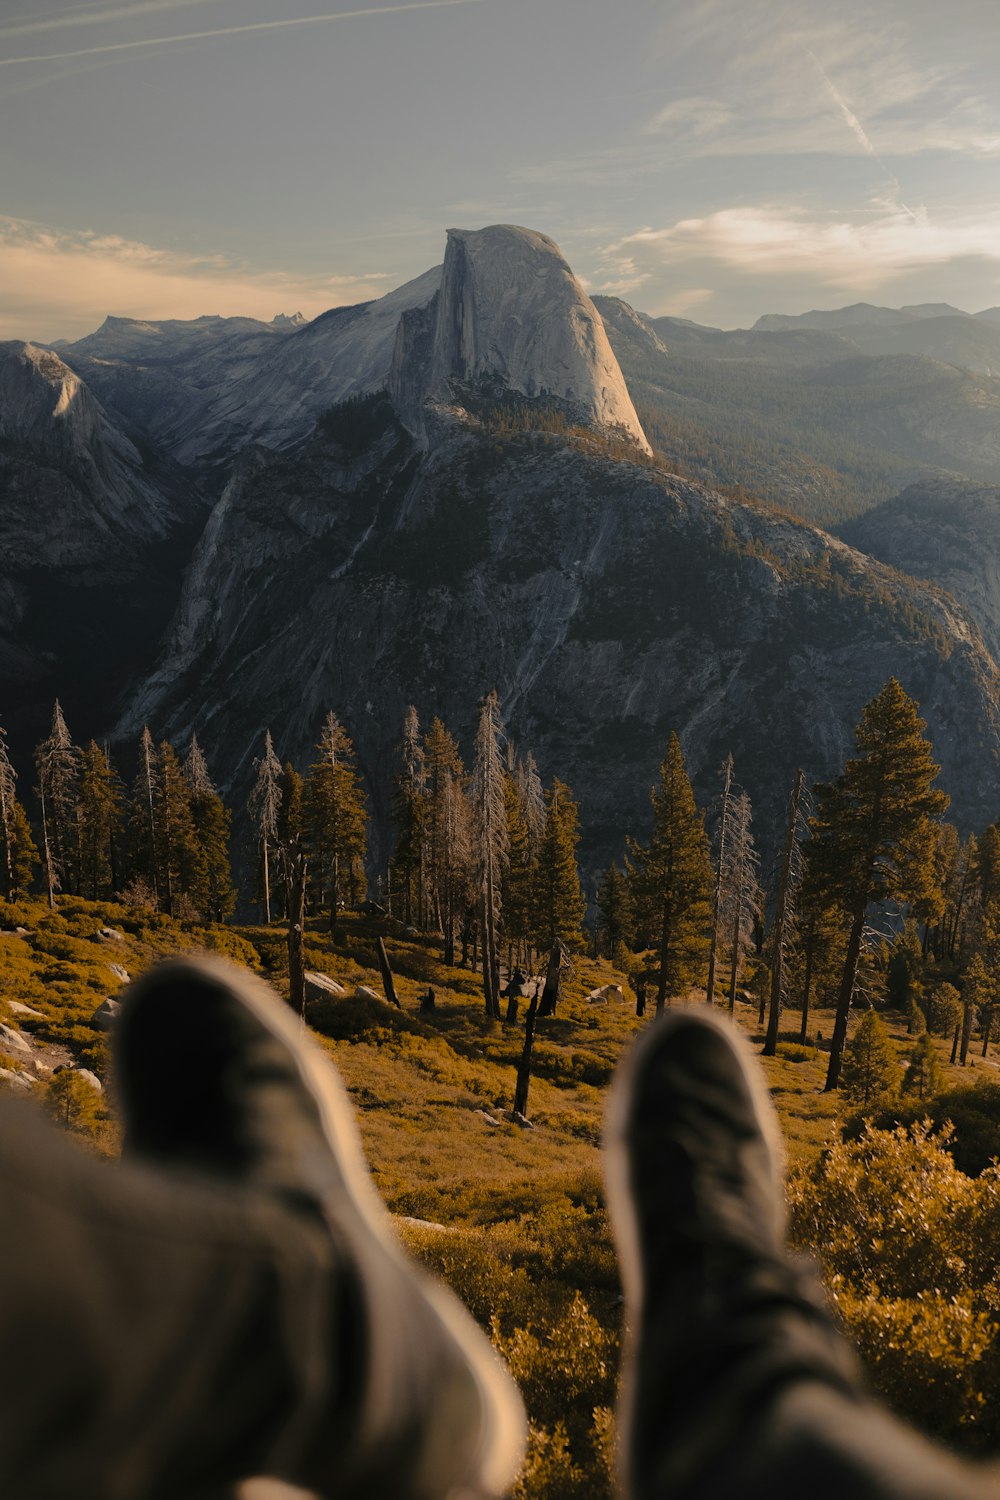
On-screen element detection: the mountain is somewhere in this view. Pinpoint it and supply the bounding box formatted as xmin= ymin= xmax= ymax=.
xmin=594 ymin=299 xmax=1000 ymax=525
xmin=0 ymin=341 xmax=203 ymax=741
xmin=9 ymin=222 xmax=1000 ymax=873
xmin=753 ymin=303 xmax=967 ymax=332
xmin=841 ymin=480 xmax=1000 ymax=661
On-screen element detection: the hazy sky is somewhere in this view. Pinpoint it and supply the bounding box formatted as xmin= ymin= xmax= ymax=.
xmin=2 ymin=0 xmax=999 ymax=339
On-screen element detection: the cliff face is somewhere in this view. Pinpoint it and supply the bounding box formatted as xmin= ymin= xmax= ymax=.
xmin=0 ymin=341 xmax=202 ymax=740
xmin=120 ymin=403 xmax=1000 ymax=868
xmin=389 ymin=227 xmax=649 ymax=450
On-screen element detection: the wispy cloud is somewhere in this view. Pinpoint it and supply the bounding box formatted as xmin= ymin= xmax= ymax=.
xmin=0 ymin=0 xmax=218 ymax=42
xmin=0 ymin=218 xmax=389 ymax=341
xmin=640 ymin=0 xmax=1000 ymax=160
xmin=0 ymin=0 xmax=481 ymax=68
xmin=599 ymin=200 xmax=1000 ymax=300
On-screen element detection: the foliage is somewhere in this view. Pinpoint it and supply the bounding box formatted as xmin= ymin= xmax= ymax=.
xmin=840 ymin=1010 xmax=900 ymax=1111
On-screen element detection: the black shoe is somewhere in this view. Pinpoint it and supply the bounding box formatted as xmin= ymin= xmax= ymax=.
xmin=604 ymin=1010 xmax=857 ymax=1500
xmin=116 ymin=954 xmax=525 ymax=1500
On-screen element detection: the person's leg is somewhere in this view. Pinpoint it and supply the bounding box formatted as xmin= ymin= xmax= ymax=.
xmin=1 ymin=955 xmax=525 ymax=1500
xmin=604 ymin=1010 xmax=999 ymax=1500
xmin=0 ymin=1094 xmax=346 ymax=1500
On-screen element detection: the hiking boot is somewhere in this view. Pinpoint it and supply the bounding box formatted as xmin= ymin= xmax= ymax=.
xmin=604 ymin=1010 xmax=856 ymax=1500
xmin=116 ymin=954 xmax=526 ymax=1500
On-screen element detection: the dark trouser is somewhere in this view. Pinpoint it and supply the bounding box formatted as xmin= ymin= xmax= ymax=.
xmin=0 ymin=1097 xmax=357 ymax=1500
xmin=635 ymin=1260 xmax=1000 ymax=1500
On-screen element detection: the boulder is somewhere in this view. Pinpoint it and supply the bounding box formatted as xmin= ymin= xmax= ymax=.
xmin=304 ymin=971 xmax=348 ymax=1003
xmin=586 ymin=983 xmax=625 ymax=1005
xmin=75 ymin=1068 xmax=103 ymax=1093
xmin=0 ymin=1022 xmax=32 ymax=1055
xmin=95 ymin=926 xmax=125 ymax=942
xmin=353 ymin=985 xmax=382 ymax=1005
xmin=7 ymin=1000 xmax=43 ymax=1019
xmin=108 ymin=964 xmax=131 ymax=983
xmin=0 ymin=1066 xmax=34 ymax=1092
xmin=91 ymin=998 xmax=122 ymax=1032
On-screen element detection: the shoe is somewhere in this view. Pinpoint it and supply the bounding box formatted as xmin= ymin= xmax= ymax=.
xmin=604 ymin=1010 xmax=855 ymax=1500
xmin=116 ymin=954 xmax=526 ymax=1500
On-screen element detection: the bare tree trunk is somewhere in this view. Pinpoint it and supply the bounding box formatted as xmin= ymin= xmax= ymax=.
xmin=39 ymin=786 xmax=56 ymax=911
xmin=513 ymin=995 xmax=539 ymax=1118
xmin=376 ymin=935 xmax=402 ymax=1009
xmin=286 ymin=851 xmax=307 ymax=1017
xmin=799 ymin=941 xmax=815 ymax=1044
xmin=951 ymin=1024 xmax=961 ymax=1064
xmin=764 ymin=769 xmax=804 ymax=1056
xmin=538 ymin=941 xmax=564 ymax=1018
xmin=825 ymin=907 xmax=866 ymax=1091
xmin=656 ymin=906 xmax=671 ymax=1013
xmin=730 ymin=893 xmax=743 ymax=1015
xmin=262 ymin=839 xmax=271 ymax=926
xmin=960 ymin=999 xmax=974 ymax=1065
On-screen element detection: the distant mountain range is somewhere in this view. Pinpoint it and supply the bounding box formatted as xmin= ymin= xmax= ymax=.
xmin=5 ymin=225 xmax=1000 ymax=871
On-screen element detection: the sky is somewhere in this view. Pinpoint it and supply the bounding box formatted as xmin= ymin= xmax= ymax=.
xmin=1 ymin=0 xmax=999 ymax=340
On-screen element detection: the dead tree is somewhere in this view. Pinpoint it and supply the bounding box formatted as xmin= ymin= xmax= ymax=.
xmin=286 ymin=849 xmax=308 ymax=1017
xmin=706 ymin=754 xmax=734 ymax=1006
xmin=538 ymin=939 xmax=570 ymax=1018
xmin=375 ymin=935 xmax=403 ymax=1009
xmin=513 ymin=994 xmax=539 ymax=1118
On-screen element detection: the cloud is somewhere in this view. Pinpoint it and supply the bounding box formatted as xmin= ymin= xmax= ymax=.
xmin=642 ymin=0 xmax=1000 ymax=160
xmin=604 ymin=203 xmax=1000 ymax=294
xmin=0 ymin=218 xmax=389 ymax=341
xmin=0 ymin=0 xmax=481 ymax=68
xmin=0 ymin=0 xmax=217 ymax=41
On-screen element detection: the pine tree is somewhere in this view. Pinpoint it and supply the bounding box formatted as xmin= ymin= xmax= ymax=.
xmin=722 ymin=790 xmax=761 ymax=1014
xmin=248 ymin=729 xmax=283 ymax=923
xmin=0 ymin=724 xmax=38 ymax=900
xmin=629 ymin=732 xmax=712 ymax=1012
xmin=810 ymin=680 xmax=949 ymax=1091
xmin=128 ymin=726 xmax=160 ymax=904
xmin=155 ymin=741 xmax=198 ymax=916
xmin=184 ymin=737 xmax=235 ymax=922
xmin=472 ymin=690 xmax=508 ymax=1019
xmin=34 ymin=700 xmax=80 ymax=906
xmin=531 ymin=779 xmax=586 ymax=953
xmin=903 ymin=1030 xmax=942 ymax=1101
xmin=276 ymin=761 xmax=305 ymax=921
xmin=841 ymin=1010 xmax=900 ymax=1111
xmin=502 ymin=770 xmax=533 ymax=968
xmin=705 ymin=754 xmax=734 ymax=1007
xmin=303 ymin=712 xmax=367 ymax=939
xmin=390 ymin=707 xmax=427 ymax=926
xmin=763 ymin=769 xmax=806 ymax=1054
xmin=961 ymin=953 xmax=996 ymax=1065
xmin=597 ymin=862 xmax=632 ymax=961
xmin=76 ymin=741 xmax=122 ymax=900
xmin=424 ymin=718 xmax=471 ymax=965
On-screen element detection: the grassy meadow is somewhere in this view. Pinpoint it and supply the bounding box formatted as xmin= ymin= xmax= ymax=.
xmin=2 ymin=896 xmax=999 ymax=1494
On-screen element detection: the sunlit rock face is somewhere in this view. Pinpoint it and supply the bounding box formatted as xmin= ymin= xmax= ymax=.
xmin=391 ymin=225 xmax=650 ymax=451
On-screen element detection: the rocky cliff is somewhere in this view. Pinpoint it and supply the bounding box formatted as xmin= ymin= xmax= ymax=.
xmin=119 ymin=400 xmax=1000 ymax=869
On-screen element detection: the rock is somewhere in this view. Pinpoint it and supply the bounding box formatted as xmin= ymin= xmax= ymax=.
xmin=0 ymin=1022 xmax=32 ymax=1055
xmin=7 ymin=1000 xmax=43 ymax=1019
xmin=31 ymin=1058 xmax=52 ymax=1078
xmin=477 ymin=1110 xmax=503 ymax=1127
xmin=304 ymin=971 xmax=348 ymax=1003
xmin=91 ymin=998 xmax=122 ymax=1031
xmin=15 ymin=927 xmax=30 ymax=937
xmin=353 ymin=985 xmax=381 ymax=1005
xmin=586 ymin=983 xmax=624 ymax=1005
xmin=510 ymin=1111 xmax=534 ymax=1129
xmin=403 ymin=925 xmax=420 ymax=938
xmin=108 ymin=963 xmax=130 ymax=983
xmin=0 ymin=1067 xmax=34 ymax=1091
xmin=95 ymin=926 xmax=125 ymax=943
xmin=75 ymin=1069 xmax=103 ymax=1093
